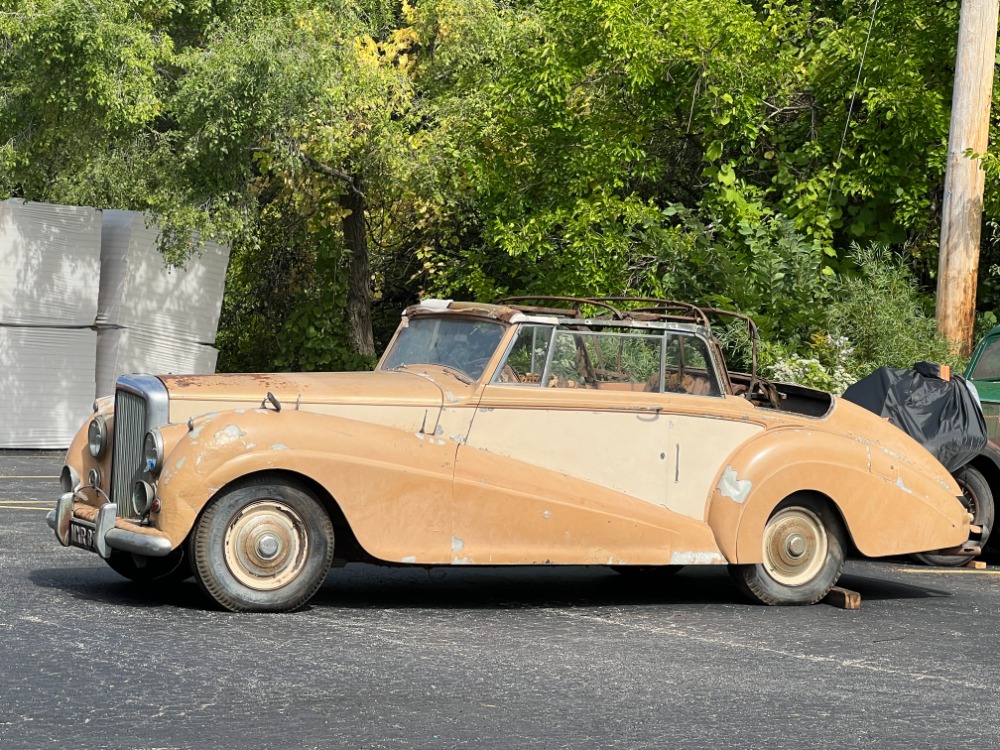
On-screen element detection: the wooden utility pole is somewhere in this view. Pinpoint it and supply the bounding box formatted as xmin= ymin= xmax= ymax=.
xmin=937 ymin=0 xmax=1000 ymax=355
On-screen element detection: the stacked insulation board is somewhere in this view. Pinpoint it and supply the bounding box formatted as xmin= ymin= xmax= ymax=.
xmin=95 ymin=210 xmax=227 ymax=398
xmin=0 ymin=200 xmax=101 ymax=447
xmin=0 ymin=200 xmax=229 ymax=447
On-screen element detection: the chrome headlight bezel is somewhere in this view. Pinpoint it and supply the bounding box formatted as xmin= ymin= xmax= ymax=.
xmin=88 ymin=416 xmax=108 ymax=459
xmin=143 ymin=429 xmax=164 ymax=475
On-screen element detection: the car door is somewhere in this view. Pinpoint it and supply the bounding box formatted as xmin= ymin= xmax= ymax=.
xmin=966 ymin=327 xmax=1000 ymax=442
xmin=449 ymin=324 xmax=748 ymax=565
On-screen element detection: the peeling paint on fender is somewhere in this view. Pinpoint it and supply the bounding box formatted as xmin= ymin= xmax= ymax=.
xmin=718 ymin=465 xmax=752 ymax=504
xmin=451 ymin=536 xmax=465 ymax=552
xmin=214 ymin=425 xmax=247 ymax=445
xmin=671 ymin=550 xmax=725 ymax=565
xmin=402 ymin=555 xmax=417 ymax=563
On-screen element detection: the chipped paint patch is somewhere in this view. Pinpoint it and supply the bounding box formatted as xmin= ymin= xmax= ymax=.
xmin=188 ymin=423 xmax=206 ymax=439
xmin=414 ymin=432 xmax=426 ymax=441
xmin=271 ymin=443 xmax=289 ymax=451
xmin=435 ymin=425 xmax=444 ymax=436
xmin=451 ymin=434 xmax=467 ymax=445
xmin=401 ymin=555 xmax=417 ymax=564
xmin=896 ymin=475 xmax=913 ymax=494
xmin=718 ymin=465 xmax=752 ymax=504
xmin=542 ymin=510 xmax=551 ymax=519
xmin=452 ymin=556 xmax=469 ymax=565
xmin=214 ymin=424 xmax=247 ymax=445
xmin=175 ymin=456 xmax=186 ymax=470
xmin=245 ymin=443 xmax=256 ymax=450
xmin=670 ymin=550 xmax=724 ymax=565
xmin=444 ymin=391 xmax=462 ymax=404
xmin=451 ymin=536 xmax=465 ymax=552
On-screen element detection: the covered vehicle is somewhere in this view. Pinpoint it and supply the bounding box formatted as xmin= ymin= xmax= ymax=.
xmin=48 ymin=298 xmax=976 ymax=611
xmin=843 ymin=362 xmax=995 ymax=566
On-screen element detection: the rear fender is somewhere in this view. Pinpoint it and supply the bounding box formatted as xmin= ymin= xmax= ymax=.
xmin=707 ymin=429 xmax=968 ymax=562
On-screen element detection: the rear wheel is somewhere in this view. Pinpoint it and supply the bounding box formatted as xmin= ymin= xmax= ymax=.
xmin=104 ymin=548 xmax=192 ymax=585
xmin=912 ymin=465 xmax=994 ymax=567
xmin=191 ymin=480 xmax=335 ymax=612
xmin=730 ymin=496 xmax=846 ymax=605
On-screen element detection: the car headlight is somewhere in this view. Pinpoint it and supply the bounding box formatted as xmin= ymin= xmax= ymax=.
xmin=88 ymin=416 xmax=108 ymax=459
xmin=143 ymin=429 xmax=164 ymax=475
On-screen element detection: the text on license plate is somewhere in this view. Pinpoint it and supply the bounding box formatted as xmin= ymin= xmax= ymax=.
xmin=70 ymin=521 xmax=97 ymax=552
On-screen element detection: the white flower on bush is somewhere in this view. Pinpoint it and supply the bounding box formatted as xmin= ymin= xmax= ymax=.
xmin=767 ymin=352 xmax=855 ymax=395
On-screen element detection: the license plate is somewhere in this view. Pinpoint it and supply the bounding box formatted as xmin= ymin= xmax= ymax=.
xmin=69 ymin=521 xmax=98 ymax=552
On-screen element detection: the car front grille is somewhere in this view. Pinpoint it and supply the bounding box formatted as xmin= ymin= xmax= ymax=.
xmin=111 ymin=389 xmax=147 ymax=519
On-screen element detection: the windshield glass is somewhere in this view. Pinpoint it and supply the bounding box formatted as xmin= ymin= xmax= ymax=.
xmin=381 ymin=316 xmax=507 ymax=381
xmin=971 ymin=336 xmax=1000 ymax=380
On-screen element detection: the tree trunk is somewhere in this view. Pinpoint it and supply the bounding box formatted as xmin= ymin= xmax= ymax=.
xmin=339 ymin=177 xmax=376 ymax=359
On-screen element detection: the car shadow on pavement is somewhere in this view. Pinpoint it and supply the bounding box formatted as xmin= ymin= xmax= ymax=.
xmin=836 ymin=571 xmax=953 ymax=602
xmin=29 ymin=566 xmax=210 ymax=610
xmin=29 ymin=561 xmax=954 ymax=612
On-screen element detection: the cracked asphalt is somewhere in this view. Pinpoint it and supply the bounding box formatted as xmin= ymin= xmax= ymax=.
xmin=2 ymin=451 xmax=999 ymax=749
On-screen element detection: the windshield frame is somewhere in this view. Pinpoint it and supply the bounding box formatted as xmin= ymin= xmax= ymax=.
xmin=378 ymin=314 xmax=510 ymax=382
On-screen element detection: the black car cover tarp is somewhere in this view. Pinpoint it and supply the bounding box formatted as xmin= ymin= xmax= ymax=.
xmin=842 ymin=361 xmax=988 ymax=473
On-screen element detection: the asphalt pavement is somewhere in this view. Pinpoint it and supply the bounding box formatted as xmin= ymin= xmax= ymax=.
xmin=2 ymin=451 xmax=999 ymax=750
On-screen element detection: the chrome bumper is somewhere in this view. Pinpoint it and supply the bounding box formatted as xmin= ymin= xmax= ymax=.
xmin=47 ymin=492 xmax=173 ymax=558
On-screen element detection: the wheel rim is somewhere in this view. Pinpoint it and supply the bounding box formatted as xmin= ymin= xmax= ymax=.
xmin=761 ymin=506 xmax=828 ymax=586
xmin=224 ymin=500 xmax=309 ymax=591
xmin=957 ymin=476 xmax=981 ymax=520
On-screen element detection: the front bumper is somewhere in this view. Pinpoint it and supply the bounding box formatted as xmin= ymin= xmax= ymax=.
xmin=46 ymin=492 xmax=173 ymax=559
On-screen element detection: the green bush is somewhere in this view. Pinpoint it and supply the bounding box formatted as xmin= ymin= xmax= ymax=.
xmin=824 ymin=245 xmax=965 ymax=377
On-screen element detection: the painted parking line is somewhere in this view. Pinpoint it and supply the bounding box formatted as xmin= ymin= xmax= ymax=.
xmin=0 ymin=505 xmax=51 ymax=511
xmin=0 ymin=499 xmax=50 ymax=507
xmin=0 ymin=475 xmax=59 ymax=479
xmin=892 ymin=566 xmax=1000 ymax=575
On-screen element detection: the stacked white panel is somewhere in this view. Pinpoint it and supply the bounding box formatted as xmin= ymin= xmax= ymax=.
xmin=98 ymin=210 xmax=230 ymax=344
xmin=96 ymin=328 xmax=219 ymax=399
xmin=0 ymin=199 xmax=101 ymax=326
xmin=0 ymin=327 xmax=97 ymax=448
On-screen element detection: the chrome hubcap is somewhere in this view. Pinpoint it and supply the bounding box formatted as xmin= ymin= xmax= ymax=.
xmin=224 ymin=500 xmax=308 ymax=591
xmin=762 ymin=507 xmax=828 ymax=586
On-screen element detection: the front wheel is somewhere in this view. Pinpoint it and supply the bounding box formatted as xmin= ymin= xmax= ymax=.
xmin=912 ymin=465 xmax=995 ymax=567
xmin=191 ymin=480 xmax=335 ymax=612
xmin=730 ymin=496 xmax=846 ymax=605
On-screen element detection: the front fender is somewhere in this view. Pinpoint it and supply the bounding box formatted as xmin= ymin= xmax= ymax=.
xmin=707 ymin=428 xmax=969 ymax=563
xmin=151 ymin=408 xmax=457 ymax=561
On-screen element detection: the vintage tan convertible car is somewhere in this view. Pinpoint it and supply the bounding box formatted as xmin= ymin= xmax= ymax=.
xmin=48 ymin=298 xmax=977 ymax=611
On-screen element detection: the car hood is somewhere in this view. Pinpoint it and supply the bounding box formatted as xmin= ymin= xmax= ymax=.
xmin=159 ymin=370 xmax=449 ymax=422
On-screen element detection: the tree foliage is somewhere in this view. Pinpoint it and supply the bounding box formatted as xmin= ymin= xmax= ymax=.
xmin=0 ymin=0 xmax=991 ymax=378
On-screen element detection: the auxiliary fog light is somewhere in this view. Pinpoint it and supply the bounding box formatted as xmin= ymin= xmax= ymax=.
xmin=132 ymin=480 xmax=156 ymax=517
xmin=60 ymin=465 xmax=80 ymax=492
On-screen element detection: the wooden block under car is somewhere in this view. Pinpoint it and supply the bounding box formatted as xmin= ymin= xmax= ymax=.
xmin=823 ymin=586 xmax=861 ymax=610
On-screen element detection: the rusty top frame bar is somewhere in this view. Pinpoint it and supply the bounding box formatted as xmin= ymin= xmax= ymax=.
xmin=497 ymin=295 xmax=762 ymax=394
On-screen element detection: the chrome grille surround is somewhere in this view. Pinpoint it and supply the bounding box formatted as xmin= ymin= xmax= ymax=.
xmin=110 ymin=375 xmax=169 ymax=519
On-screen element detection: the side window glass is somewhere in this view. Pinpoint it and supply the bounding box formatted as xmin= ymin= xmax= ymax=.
xmin=971 ymin=337 xmax=1000 ymax=380
xmin=547 ymin=330 xmax=663 ymax=390
xmin=660 ymin=334 xmax=720 ymax=396
xmin=493 ymin=325 xmax=554 ymax=385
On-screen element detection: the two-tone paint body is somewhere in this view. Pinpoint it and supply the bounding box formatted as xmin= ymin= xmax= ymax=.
xmin=51 ymin=301 xmax=971 ymax=578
